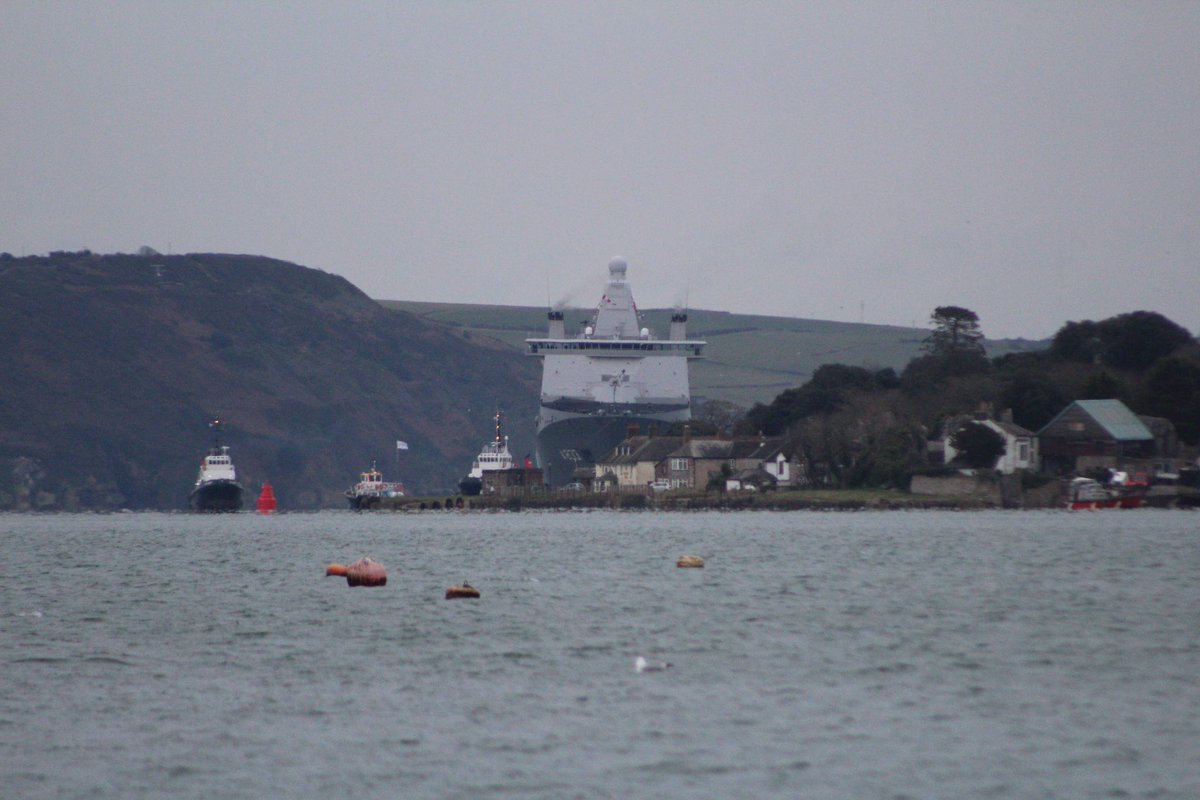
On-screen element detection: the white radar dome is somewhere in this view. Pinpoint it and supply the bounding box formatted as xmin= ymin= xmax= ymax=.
xmin=608 ymin=257 xmax=627 ymax=279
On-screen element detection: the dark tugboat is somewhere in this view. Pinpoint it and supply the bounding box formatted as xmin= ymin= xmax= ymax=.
xmin=458 ymin=411 xmax=515 ymax=496
xmin=189 ymin=418 xmax=244 ymax=512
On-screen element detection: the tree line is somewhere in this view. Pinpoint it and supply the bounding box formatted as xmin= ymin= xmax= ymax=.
xmin=705 ymin=306 xmax=1198 ymax=489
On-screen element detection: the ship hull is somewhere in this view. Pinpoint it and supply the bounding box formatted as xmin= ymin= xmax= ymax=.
xmin=347 ymin=493 xmax=382 ymax=511
xmin=189 ymin=479 xmax=244 ymax=512
xmin=535 ymin=409 xmax=690 ymax=488
xmin=458 ymin=476 xmax=483 ymax=496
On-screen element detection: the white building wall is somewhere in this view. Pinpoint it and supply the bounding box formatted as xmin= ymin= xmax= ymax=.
xmin=944 ymin=421 xmax=1039 ymax=474
xmin=765 ymin=453 xmax=790 ymax=484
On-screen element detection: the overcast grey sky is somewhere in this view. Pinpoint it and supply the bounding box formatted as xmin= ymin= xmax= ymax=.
xmin=4 ymin=2 xmax=1197 ymax=339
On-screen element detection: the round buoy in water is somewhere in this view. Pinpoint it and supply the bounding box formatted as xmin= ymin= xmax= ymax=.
xmin=325 ymin=557 xmax=387 ymax=587
xmin=445 ymin=582 xmax=480 ymax=599
xmin=677 ymin=555 xmax=705 ymax=568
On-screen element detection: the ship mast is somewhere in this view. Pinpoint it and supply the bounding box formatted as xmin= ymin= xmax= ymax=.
xmin=208 ymin=417 xmax=226 ymax=456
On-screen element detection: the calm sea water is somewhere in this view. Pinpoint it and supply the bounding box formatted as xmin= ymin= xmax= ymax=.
xmin=2 ymin=509 xmax=1198 ymax=799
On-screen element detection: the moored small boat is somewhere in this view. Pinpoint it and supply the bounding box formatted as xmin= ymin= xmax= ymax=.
xmin=345 ymin=463 xmax=405 ymax=510
xmin=1066 ymin=476 xmax=1146 ymax=510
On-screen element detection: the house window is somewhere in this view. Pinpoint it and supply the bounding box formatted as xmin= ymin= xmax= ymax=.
xmin=1069 ymin=421 xmax=1085 ymax=432
xmin=671 ymin=457 xmax=689 ymax=471
xmin=1018 ymin=442 xmax=1029 ymax=462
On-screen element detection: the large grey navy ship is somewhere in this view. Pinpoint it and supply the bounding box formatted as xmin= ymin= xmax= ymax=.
xmin=525 ymin=258 xmax=705 ymax=487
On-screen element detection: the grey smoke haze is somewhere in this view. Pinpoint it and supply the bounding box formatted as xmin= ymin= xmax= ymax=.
xmin=3 ymin=2 xmax=1197 ymax=339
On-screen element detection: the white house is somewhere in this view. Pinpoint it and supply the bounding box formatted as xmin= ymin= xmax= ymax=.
xmin=943 ymin=409 xmax=1039 ymax=474
xmin=759 ymin=443 xmax=800 ymax=487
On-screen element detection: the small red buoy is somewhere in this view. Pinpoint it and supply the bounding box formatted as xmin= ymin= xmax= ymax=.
xmin=257 ymin=482 xmax=277 ymax=514
xmin=325 ymin=557 xmax=387 ymax=587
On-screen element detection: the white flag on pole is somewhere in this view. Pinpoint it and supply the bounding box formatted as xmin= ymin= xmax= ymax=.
xmin=396 ymin=440 xmax=409 ymax=450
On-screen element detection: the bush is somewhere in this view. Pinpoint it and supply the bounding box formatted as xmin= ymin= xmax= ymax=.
xmin=949 ymin=423 xmax=1006 ymax=469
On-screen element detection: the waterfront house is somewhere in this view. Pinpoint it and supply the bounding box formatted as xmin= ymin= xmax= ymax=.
xmin=725 ymin=467 xmax=779 ymax=492
xmin=1036 ymin=398 xmax=1176 ymax=476
xmin=942 ymin=408 xmax=1039 ymax=474
xmin=758 ymin=441 xmax=802 ymax=487
xmin=595 ymin=432 xmax=679 ymax=488
xmin=595 ymin=428 xmax=786 ymax=490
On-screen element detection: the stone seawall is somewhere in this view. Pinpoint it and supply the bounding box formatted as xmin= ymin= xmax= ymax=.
xmin=910 ymin=474 xmax=1002 ymax=504
xmin=910 ymin=472 xmax=1064 ymax=509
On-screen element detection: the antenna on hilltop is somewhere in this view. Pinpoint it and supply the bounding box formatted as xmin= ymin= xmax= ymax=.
xmin=673 ymin=272 xmax=691 ymax=314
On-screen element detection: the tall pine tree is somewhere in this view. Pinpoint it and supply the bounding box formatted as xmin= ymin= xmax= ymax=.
xmin=922 ymin=306 xmax=986 ymax=357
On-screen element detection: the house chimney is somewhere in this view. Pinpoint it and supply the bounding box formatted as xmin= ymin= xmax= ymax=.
xmin=627 ymin=423 xmax=640 ymax=438
xmin=682 ymin=424 xmax=692 ymax=444
xmin=670 ymin=312 xmax=688 ymax=340
xmin=1001 ymin=408 xmax=1014 ymax=424
xmin=547 ymin=310 xmax=565 ymax=338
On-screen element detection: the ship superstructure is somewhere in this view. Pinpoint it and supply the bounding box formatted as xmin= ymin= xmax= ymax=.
xmin=345 ymin=463 xmax=406 ymax=510
xmin=525 ymin=258 xmax=704 ymax=486
xmin=458 ymin=411 xmax=516 ymax=495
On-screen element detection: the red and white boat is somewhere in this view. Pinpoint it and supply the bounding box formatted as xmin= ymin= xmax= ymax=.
xmin=345 ymin=463 xmax=406 ymax=510
xmin=1066 ymin=476 xmax=1145 ymax=510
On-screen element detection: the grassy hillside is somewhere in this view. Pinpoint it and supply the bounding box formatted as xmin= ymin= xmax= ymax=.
xmin=380 ymin=301 xmax=1046 ymax=409
xmin=0 ymin=253 xmax=541 ymax=509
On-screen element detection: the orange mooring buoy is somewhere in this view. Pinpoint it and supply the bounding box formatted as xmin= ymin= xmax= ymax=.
xmin=257 ymin=482 xmax=277 ymax=514
xmin=445 ymin=582 xmax=480 ymax=599
xmin=325 ymin=557 xmax=387 ymax=587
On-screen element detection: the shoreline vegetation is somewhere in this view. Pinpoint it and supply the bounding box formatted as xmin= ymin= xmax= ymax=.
xmin=378 ymin=489 xmax=993 ymax=512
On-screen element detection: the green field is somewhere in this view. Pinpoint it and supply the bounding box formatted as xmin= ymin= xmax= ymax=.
xmin=380 ymin=300 xmax=1045 ymax=409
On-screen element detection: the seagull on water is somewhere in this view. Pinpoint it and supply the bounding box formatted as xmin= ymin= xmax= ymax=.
xmin=635 ymin=656 xmax=673 ymax=673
